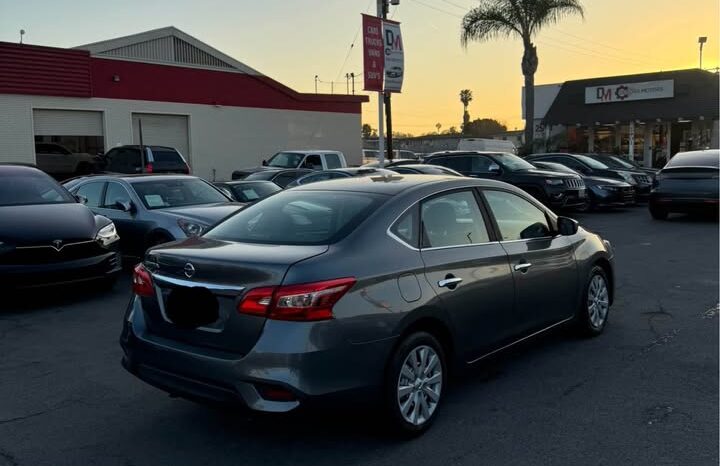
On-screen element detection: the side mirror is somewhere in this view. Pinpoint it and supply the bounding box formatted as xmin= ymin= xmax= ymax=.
xmin=488 ymin=163 xmax=501 ymax=175
xmin=262 ymin=160 xmax=268 ymax=166
xmin=116 ymin=200 xmax=134 ymax=213
xmin=75 ymin=194 xmax=88 ymax=204
xmin=557 ymin=216 xmax=579 ymax=236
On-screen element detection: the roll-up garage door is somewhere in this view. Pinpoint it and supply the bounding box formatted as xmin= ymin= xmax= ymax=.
xmin=33 ymin=109 xmax=103 ymax=136
xmin=132 ymin=113 xmax=190 ymax=164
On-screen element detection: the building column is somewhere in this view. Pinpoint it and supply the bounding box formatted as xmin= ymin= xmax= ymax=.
xmin=614 ymin=125 xmax=622 ymax=153
xmin=628 ymin=121 xmax=635 ymax=160
xmin=665 ymin=122 xmax=672 ymax=160
xmin=643 ymin=123 xmax=652 ymax=168
xmin=588 ymin=126 xmax=595 ymax=153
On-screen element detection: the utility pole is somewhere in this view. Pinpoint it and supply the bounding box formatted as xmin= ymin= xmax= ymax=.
xmin=314 ymin=75 xmax=318 ymax=93
xmin=345 ymin=73 xmax=350 ymax=94
xmin=381 ymin=0 xmax=394 ymax=161
xmin=350 ymin=73 xmax=355 ymax=95
xmin=376 ymin=0 xmax=385 ymax=168
xmin=699 ymin=36 xmax=708 ymax=69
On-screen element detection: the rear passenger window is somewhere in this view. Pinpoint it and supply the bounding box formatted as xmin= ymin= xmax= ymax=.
xmin=390 ymin=206 xmax=419 ymax=247
xmin=325 ymin=154 xmax=342 ymax=169
xmin=440 ymin=156 xmax=472 ymax=173
xmin=76 ymin=182 xmax=105 ymax=208
xmin=484 ymin=190 xmax=551 ymax=241
xmin=421 ymin=190 xmax=490 ymax=248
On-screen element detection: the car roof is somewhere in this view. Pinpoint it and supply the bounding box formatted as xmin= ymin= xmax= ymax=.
xmin=221 ymin=180 xmax=280 ymax=186
xmin=275 ymin=150 xmax=343 ymax=154
xmin=426 ymin=151 xmax=507 ymax=157
xmin=111 ymin=145 xmax=177 ymax=151
xmin=291 ymin=174 xmax=507 ymax=195
xmin=0 ymin=163 xmax=43 ymax=174
xmin=64 ymin=173 xmax=198 ymax=184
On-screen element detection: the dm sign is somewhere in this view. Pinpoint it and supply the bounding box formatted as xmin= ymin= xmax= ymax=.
xmin=585 ymin=79 xmax=674 ymax=104
xmin=362 ymin=14 xmax=404 ymax=93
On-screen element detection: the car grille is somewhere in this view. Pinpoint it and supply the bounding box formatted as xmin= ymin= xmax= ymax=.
xmin=621 ymin=187 xmax=636 ymax=202
xmin=632 ymin=174 xmax=652 ymax=184
xmin=565 ymin=178 xmax=586 ymax=189
xmin=0 ymin=240 xmax=106 ymax=265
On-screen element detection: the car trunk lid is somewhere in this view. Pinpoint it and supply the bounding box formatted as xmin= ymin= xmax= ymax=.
xmin=140 ymin=237 xmax=328 ymax=354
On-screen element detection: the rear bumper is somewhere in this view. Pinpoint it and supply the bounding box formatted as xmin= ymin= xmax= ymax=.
xmin=120 ymin=298 xmax=396 ymax=412
xmin=649 ymin=193 xmax=719 ymax=213
xmin=0 ymin=251 xmax=121 ymax=288
xmin=547 ymin=189 xmax=588 ymax=208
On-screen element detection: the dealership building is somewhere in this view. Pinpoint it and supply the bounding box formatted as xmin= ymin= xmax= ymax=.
xmin=0 ymin=27 xmax=367 ymax=180
xmin=526 ymin=69 xmax=719 ymax=167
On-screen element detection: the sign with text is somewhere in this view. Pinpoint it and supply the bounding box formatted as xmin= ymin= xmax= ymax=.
xmin=382 ymin=19 xmax=404 ymax=93
xmin=362 ymin=14 xmax=384 ymax=92
xmin=585 ymin=80 xmax=674 ymax=104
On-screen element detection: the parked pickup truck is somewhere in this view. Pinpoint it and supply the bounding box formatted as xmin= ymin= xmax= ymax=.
xmin=232 ymin=150 xmax=347 ymax=180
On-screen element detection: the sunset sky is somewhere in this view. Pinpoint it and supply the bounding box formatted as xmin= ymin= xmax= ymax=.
xmin=1 ymin=0 xmax=718 ymax=134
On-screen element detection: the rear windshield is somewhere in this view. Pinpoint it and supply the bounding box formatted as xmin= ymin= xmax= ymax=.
xmin=206 ymin=191 xmax=386 ymax=245
xmin=666 ymin=151 xmax=720 ymax=168
xmin=230 ymin=182 xmax=281 ymax=202
xmin=131 ymin=178 xmax=228 ymax=209
xmin=151 ymin=149 xmax=185 ymax=168
xmin=0 ymin=171 xmax=74 ymax=206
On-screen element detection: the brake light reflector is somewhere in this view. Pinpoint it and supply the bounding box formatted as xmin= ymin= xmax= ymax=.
xmin=237 ymin=278 xmax=356 ymax=321
xmin=132 ymin=263 xmax=154 ymax=297
xmin=145 ymin=163 xmax=154 ymax=173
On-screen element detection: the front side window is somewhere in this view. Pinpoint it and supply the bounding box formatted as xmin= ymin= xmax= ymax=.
xmin=76 ymin=181 xmax=106 ymax=208
xmin=206 ymin=191 xmax=386 ymax=245
xmin=325 ymin=153 xmax=342 ymax=169
xmin=131 ymin=178 xmax=228 ymax=209
xmin=0 ymin=171 xmax=74 ymax=206
xmin=302 ymin=155 xmax=322 ymax=169
xmin=484 ymin=190 xmax=551 ymax=241
xmin=439 ymin=156 xmax=472 ymax=172
xmin=421 ymin=190 xmax=490 ymax=248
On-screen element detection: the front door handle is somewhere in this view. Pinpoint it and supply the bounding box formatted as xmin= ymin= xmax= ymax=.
xmin=438 ymin=277 xmax=463 ymax=288
xmin=514 ymin=262 xmax=533 ymax=272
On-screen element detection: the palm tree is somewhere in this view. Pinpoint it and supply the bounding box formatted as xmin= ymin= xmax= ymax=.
xmin=459 ymin=89 xmax=473 ymax=133
xmin=461 ymin=0 xmax=584 ymax=148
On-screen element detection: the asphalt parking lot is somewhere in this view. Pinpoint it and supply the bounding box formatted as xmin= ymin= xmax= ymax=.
xmin=1 ymin=207 xmax=717 ymax=466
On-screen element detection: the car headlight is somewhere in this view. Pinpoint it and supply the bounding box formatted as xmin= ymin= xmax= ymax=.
xmin=619 ymin=171 xmax=637 ymax=184
xmin=598 ymin=185 xmax=619 ymax=191
xmin=545 ymin=179 xmax=564 ymax=185
xmin=96 ymin=222 xmax=120 ymax=247
xmin=178 ymin=219 xmax=208 ymax=237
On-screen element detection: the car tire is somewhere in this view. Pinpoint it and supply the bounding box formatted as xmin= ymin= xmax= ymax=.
xmin=574 ymin=266 xmax=611 ymax=337
xmin=649 ymin=205 xmax=668 ymax=220
xmin=384 ymin=331 xmax=446 ymax=437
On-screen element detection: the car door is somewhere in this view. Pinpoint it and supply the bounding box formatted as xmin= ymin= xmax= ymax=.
xmin=418 ymin=189 xmax=516 ymax=360
xmin=98 ymin=181 xmax=147 ymax=256
xmin=481 ymin=189 xmax=577 ymax=333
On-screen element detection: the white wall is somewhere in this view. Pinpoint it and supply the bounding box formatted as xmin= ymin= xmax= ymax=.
xmin=0 ymin=94 xmax=362 ymax=180
xmin=522 ymin=83 xmax=562 ymax=120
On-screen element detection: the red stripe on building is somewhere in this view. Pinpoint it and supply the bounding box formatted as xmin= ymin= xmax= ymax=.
xmin=0 ymin=41 xmax=367 ymax=113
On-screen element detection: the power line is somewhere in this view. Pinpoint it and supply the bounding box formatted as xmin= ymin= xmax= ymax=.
xmin=334 ymin=0 xmax=375 ymax=82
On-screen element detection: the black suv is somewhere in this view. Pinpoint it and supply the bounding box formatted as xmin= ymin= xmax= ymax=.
xmin=526 ymin=153 xmax=652 ymax=198
xmin=101 ymin=145 xmax=190 ymax=175
xmin=423 ymin=151 xmax=587 ymax=209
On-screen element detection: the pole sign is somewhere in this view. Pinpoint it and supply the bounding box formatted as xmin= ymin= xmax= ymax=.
xmin=382 ymin=19 xmax=404 ymax=93
xmin=362 ymin=14 xmax=404 ymax=93
xmin=362 ymin=14 xmax=384 ymax=92
xmin=585 ymin=79 xmax=674 ymax=104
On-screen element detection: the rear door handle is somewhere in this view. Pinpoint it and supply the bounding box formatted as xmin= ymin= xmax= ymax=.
xmin=514 ymin=263 xmax=532 ymax=272
xmin=438 ymin=277 xmax=463 ymax=288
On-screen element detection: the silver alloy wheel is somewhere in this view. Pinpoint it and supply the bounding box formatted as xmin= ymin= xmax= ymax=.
xmin=397 ymin=344 xmax=443 ymax=426
xmin=587 ymin=274 xmax=609 ymax=329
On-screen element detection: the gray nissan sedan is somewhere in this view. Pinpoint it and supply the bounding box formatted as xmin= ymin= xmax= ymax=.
xmin=121 ymin=175 xmax=614 ymax=435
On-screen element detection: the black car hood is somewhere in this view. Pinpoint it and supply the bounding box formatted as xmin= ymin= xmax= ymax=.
xmin=583 ymin=176 xmax=630 ymax=187
xmin=160 ymin=203 xmax=245 ymax=225
xmin=517 ymin=168 xmax=572 ymax=178
xmin=0 ymin=203 xmax=98 ymax=246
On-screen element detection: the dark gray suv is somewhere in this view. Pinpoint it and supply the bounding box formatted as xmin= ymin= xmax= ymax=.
xmin=121 ymin=175 xmax=615 ymax=435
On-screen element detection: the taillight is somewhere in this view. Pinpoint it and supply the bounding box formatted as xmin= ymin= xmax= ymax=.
xmin=145 ymin=163 xmax=154 ymax=173
xmin=132 ymin=263 xmax=154 ymax=297
xmin=237 ymin=278 xmax=356 ymax=322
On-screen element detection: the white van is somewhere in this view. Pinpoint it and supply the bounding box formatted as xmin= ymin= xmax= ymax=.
xmin=456 ymin=138 xmax=517 ymax=154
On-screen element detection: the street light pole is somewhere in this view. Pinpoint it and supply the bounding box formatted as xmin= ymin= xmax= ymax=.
xmin=376 ymin=0 xmax=385 ymax=168
xmin=699 ymin=36 xmax=708 ymax=69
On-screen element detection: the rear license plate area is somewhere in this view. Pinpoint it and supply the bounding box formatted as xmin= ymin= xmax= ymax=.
xmin=165 ymin=287 xmax=219 ymax=329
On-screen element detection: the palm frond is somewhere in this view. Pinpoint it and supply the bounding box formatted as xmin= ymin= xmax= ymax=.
xmin=461 ymin=0 xmax=523 ymax=47
xmin=527 ymin=0 xmax=584 ymax=35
